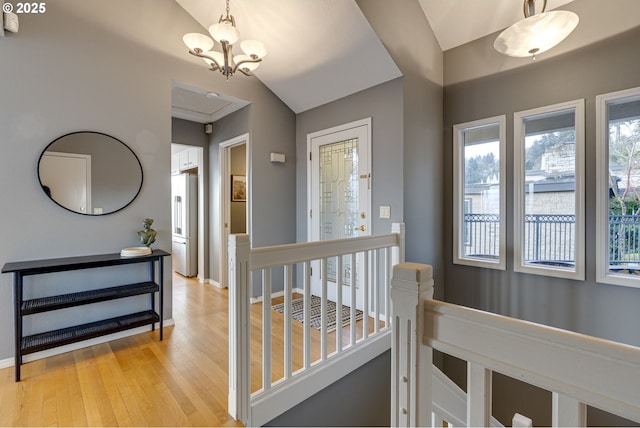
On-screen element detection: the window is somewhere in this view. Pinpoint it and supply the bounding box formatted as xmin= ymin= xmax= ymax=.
xmin=596 ymin=87 xmax=640 ymax=287
xmin=514 ymin=100 xmax=585 ymax=279
xmin=453 ymin=116 xmax=506 ymax=269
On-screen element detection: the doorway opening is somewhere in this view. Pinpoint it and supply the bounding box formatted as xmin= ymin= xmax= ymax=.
xmin=220 ymin=133 xmax=250 ymax=289
xmin=171 ymin=144 xmax=203 ymax=279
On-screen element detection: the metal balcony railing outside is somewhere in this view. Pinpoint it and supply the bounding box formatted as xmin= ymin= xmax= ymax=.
xmin=609 ymin=214 xmax=640 ymax=265
xmin=464 ymin=213 xmax=640 ymax=266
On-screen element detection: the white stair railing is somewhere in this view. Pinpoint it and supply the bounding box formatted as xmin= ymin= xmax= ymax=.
xmin=229 ymin=223 xmax=405 ymax=427
xmin=390 ymin=262 xmax=640 ymax=427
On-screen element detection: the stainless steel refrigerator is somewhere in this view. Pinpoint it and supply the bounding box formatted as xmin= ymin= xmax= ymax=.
xmin=172 ymin=173 xmax=198 ymax=277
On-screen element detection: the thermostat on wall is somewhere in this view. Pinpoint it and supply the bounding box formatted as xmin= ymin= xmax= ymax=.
xmin=3 ymin=12 xmax=19 ymax=33
xmin=270 ymin=152 xmax=285 ymax=164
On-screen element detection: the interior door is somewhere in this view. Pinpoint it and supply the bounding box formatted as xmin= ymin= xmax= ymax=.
xmin=308 ymin=118 xmax=371 ymax=309
xmin=39 ymin=151 xmax=91 ymax=214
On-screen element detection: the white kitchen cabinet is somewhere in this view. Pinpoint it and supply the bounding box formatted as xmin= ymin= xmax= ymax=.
xmin=178 ymin=148 xmax=199 ymax=171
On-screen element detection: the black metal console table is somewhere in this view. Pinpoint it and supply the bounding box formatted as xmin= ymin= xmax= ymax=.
xmin=1 ymin=249 xmax=170 ymax=381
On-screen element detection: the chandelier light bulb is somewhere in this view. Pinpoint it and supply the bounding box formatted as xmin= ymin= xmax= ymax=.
xmin=183 ymin=33 xmax=214 ymax=53
xmin=202 ymin=51 xmax=225 ymax=68
xmin=209 ymin=21 xmax=240 ymax=45
xmin=240 ymin=40 xmax=267 ymax=59
xmin=234 ymin=55 xmax=261 ymax=72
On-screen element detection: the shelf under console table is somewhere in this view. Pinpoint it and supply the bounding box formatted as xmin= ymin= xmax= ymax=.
xmin=1 ymin=249 xmax=170 ymax=381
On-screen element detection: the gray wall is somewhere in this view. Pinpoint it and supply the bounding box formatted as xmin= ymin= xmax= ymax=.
xmin=0 ymin=0 xmax=296 ymax=361
xmin=172 ymin=118 xmax=209 ymax=148
xmin=443 ymin=27 xmax=640 ymax=426
xmin=357 ymin=0 xmax=445 ymax=296
xmin=295 ymin=78 xmax=404 ymax=242
xmin=266 ymin=351 xmax=391 ymax=427
xmin=209 ymin=106 xmax=250 ymax=286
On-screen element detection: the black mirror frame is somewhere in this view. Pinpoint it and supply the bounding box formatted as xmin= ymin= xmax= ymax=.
xmin=37 ymin=131 xmax=144 ymax=216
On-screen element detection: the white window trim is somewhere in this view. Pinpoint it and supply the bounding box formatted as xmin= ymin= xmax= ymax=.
xmin=513 ymin=99 xmax=585 ymax=280
xmin=596 ymin=86 xmax=640 ymax=288
xmin=453 ymin=115 xmax=506 ymax=270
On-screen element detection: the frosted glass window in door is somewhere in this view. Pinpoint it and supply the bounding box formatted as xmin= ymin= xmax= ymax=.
xmin=319 ymin=138 xmax=359 ymax=284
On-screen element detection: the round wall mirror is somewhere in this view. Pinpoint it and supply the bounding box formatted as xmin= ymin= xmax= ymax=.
xmin=37 ymin=131 xmax=143 ymax=215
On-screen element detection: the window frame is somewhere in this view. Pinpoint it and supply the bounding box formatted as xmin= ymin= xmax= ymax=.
xmin=513 ymin=99 xmax=585 ymax=280
xmin=596 ymin=86 xmax=640 ymax=288
xmin=453 ymin=115 xmax=506 ymax=270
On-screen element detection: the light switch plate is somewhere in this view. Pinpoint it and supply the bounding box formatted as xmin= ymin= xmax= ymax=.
xmin=379 ymin=205 xmax=390 ymax=219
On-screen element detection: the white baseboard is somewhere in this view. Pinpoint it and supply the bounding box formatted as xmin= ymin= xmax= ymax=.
xmin=208 ymin=279 xmax=225 ymax=288
xmin=250 ymin=288 xmax=304 ymax=304
xmin=0 ymin=319 xmax=175 ymax=370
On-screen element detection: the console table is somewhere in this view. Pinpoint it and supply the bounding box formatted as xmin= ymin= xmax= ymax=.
xmin=1 ymin=249 xmax=170 ymax=381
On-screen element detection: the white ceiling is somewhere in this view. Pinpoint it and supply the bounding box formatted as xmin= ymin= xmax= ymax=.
xmin=418 ymin=0 xmax=575 ymax=51
xmin=171 ymin=81 xmax=249 ymax=124
xmin=176 ymin=0 xmax=401 ymax=115
xmin=173 ymin=0 xmax=640 ymax=121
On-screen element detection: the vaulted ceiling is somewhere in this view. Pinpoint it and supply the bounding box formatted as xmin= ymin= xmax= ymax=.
xmin=173 ymin=0 xmax=640 ymax=122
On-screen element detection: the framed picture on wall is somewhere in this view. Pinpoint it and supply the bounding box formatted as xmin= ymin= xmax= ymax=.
xmin=232 ymin=175 xmax=246 ymax=201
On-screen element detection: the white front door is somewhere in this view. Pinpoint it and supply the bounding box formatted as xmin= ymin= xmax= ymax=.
xmin=308 ymin=118 xmax=371 ymax=309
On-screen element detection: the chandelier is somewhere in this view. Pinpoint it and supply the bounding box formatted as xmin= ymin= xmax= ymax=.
xmin=182 ymin=0 xmax=266 ymax=80
xmin=494 ymin=0 xmax=579 ymax=60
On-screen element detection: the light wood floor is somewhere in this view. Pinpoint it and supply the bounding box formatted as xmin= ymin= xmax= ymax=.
xmin=0 ymin=274 xmax=383 ymax=426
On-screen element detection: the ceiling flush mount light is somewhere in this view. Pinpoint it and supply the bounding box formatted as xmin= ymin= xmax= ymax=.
xmin=182 ymin=0 xmax=266 ymax=80
xmin=494 ymin=0 xmax=579 ymax=60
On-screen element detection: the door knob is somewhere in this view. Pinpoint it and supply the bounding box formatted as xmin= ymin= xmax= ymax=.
xmin=355 ymin=225 xmax=366 ymax=232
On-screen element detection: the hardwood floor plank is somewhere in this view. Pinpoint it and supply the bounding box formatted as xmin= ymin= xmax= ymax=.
xmin=50 ymin=353 xmax=75 ymax=426
xmin=0 ymin=272 xmax=377 ymax=426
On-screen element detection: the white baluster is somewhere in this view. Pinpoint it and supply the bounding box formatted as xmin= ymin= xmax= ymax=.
xmin=363 ymin=250 xmax=370 ymax=340
xmin=336 ymin=255 xmax=343 ymax=352
xmin=303 ymin=261 xmax=311 ymax=369
xmin=467 ymin=362 xmax=492 ymax=427
xmin=262 ymin=268 xmax=272 ymax=391
xmin=552 ymin=392 xmax=587 ymax=427
xmin=321 ymin=258 xmax=328 ymax=360
xmin=350 ymin=252 xmax=357 ymax=345
xmin=392 ymin=222 xmax=406 ymax=266
xmin=284 ymin=264 xmax=293 ymax=380
xmin=512 ymin=412 xmax=533 ymax=427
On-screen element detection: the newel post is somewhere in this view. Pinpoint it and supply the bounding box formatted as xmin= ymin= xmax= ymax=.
xmin=228 ymin=234 xmax=251 ymax=425
xmin=390 ymin=262 xmax=434 ymax=427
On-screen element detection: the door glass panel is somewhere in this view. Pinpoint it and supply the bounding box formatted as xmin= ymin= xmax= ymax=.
xmin=319 ymin=138 xmax=359 ymax=284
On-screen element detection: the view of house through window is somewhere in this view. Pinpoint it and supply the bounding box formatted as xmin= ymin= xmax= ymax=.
xmin=523 ymin=114 xmax=576 ymax=264
xmin=453 ymin=116 xmax=506 ymax=270
xmin=514 ymin=100 xmax=584 ymax=280
xmin=596 ymin=87 xmax=640 ymax=287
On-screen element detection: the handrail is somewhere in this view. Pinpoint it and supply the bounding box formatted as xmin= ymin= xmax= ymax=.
xmin=390 ymin=262 xmax=640 ymax=427
xmin=250 ymin=232 xmax=401 ymax=269
xmin=424 ymin=299 xmax=640 ymax=423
